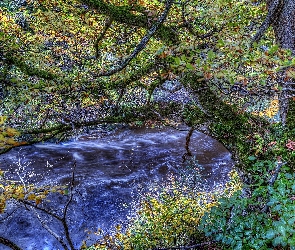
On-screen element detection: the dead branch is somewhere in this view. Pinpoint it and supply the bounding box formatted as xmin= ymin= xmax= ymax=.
xmin=182 ymin=127 xmax=194 ymax=162
xmin=17 ymin=161 xmax=77 ymax=250
xmin=31 ymin=207 xmax=70 ymax=250
xmin=61 ymin=160 xmax=76 ymax=250
xmin=0 ymin=207 xmax=19 ymax=222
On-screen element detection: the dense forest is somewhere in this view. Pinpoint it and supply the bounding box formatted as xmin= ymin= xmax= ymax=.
xmin=1 ymin=0 xmax=295 ymax=249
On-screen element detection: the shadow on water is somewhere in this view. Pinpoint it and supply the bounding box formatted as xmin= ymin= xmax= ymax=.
xmin=0 ymin=126 xmax=234 ymax=249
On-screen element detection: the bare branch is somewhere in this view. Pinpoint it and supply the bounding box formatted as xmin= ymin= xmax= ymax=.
xmin=94 ymin=17 xmax=113 ymax=58
xmin=96 ymin=0 xmax=174 ymax=77
xmin=0 ymin=207 xmax=19 ymax=222
xmin=18 ymin=162 xmax=77 ymax=250
xmin=61 ymin=161 xmax=76 ymax=250
xmin=19 ymin=200 xmax=62 ymax=221
xmin=30 ymin=208 xmax=69 ymax=250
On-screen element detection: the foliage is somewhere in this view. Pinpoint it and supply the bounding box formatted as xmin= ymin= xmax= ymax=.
xmin=1 ymin=0 xmax=295 ymax=249
xmin=86 ymin=161 xmax=242 ymax=249
xmin=200 ymin=163 xmax=295 ymax=249
xmin=0 ymin=168 xmax=67 ymax=213
xmin=0 ymin=115 xmax=25 ymax=151
xmin=0 ymin=0 xmax=293 ymax=144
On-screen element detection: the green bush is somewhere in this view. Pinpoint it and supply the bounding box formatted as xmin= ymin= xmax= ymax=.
xmin=199 ymin=163 xmax=295 ymax=250
xmin=88 ymin=161 xmax=242 ymax=250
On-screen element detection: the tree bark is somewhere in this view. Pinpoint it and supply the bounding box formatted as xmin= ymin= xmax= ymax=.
xmin=270 ymin=0 xmax=295 ymax=124
xmin=254 ymin=0 xmax=295 ymax=124
xmin=271 ymin=0 xmax=295 ymax=52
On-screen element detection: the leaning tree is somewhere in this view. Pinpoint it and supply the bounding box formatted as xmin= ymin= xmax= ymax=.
xmin=1 ymin=0 xmax=295 ymax=249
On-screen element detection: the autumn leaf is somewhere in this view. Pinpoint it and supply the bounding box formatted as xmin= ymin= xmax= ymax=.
xmin=5 ymin=127 xmax=20 ymax=137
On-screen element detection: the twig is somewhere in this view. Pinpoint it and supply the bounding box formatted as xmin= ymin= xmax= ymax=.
xmin=0 ymin=207 xmax=19 ymax=222
xmin=18 ymin=161 xmax=77 ymax=250
xmin=94 ymin=17 xmax=113 ymax=58
xmin=30 ymin=208 xmax=69 ymax=250
xmin=61 ymin=160 xmax=77 ymax=250
xmin=19 ymin=200 xmax=62 ymax=221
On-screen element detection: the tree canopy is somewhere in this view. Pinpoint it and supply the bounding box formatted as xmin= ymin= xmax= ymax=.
xmin=1 ymin=0 xmax=294 ymax=150
xmin=1 ymin=0 xmax=295 ymax=249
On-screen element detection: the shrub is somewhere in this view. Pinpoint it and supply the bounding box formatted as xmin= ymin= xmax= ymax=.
xmin=199 ymin=162 xmax=295 ymax=250
xmin=88 ymin=160 xmax=242 ymax=250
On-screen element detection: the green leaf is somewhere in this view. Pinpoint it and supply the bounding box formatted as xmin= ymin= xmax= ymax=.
xmin=174 ymin=57 xmax=181 ymax=65
xmin=217 ymin=39 xmax=225 ymax=47
xmin=265 ymin=230 xmax=276 ymax=239
xmin=269 ymin=45 xmax=279 ymax=55
xmin=207 ymin=50 xmax=215 ymax=60
xmin=186 ymin=63 xmax=195 ymax=70
xmin=248 ymin=155 xmax=256 ymax=161
xmin=181 ymin=55 xmax=187 ymax=61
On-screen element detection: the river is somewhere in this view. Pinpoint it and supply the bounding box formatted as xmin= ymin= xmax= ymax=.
xmin=0 ymin=126 xmax=234 ymax=249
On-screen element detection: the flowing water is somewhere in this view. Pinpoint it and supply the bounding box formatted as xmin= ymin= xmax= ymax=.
xmin=0 ymin=126 xmax=234 ymax=249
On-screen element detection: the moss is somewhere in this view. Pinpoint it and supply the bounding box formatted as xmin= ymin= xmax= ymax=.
xmin=83 ymin=0 xmax=178 ymax=44
xmin=180 ymin=72 xmax=271 ymax=171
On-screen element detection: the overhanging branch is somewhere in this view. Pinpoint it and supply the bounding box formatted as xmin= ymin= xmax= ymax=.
xmin=81 ymin=0 xmax=178 ymax=43
xmin=95 ymin=0 xmax=174 ymax=77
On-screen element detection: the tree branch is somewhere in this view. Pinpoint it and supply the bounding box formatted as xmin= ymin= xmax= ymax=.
xmin=18 ymin=162 xmax=78 ymax=250
xmin=251 ymin=0 xmax=284 ymax=45
xmin=82 ymin=0 xmax=178 ymax=43
xmin=180 ymin=2 xmax=224 ymax=40
xmin=182 ymin=126 xmax=194 ymax=162
xmin=94 ymin=17 xmax=113 ymax=58
xmin=61 ymin=161 xmax=76 ymax=250
xmin=30 ymin=208 xmax=69 ymax=250
xmin=95 ymin=0 xmax=174 ymax=77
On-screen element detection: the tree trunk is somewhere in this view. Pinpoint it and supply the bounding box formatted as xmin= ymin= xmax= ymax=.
xmin=271 ymin=0 xmax=295 ymax=52
xmin=264 ymin=0 xmax=295 ymax=124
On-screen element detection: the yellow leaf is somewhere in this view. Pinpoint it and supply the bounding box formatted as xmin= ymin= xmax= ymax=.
xmin=6 ymin=127 xmax=20 ymax=137
xmin=5 ymin=138 xmax=16 ymax=145
xmin=35 ymin=198 xmax=42 ymax=205
xmin=27 ymin=194 xmax=36 ymax=201
xmin=0 ymin=116 xmax=7 ymax=125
